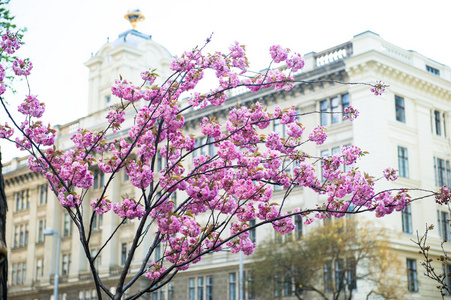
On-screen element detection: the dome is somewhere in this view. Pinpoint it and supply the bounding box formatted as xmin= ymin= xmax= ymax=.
xmin=112 ymin=29 xmax=152 ymax=47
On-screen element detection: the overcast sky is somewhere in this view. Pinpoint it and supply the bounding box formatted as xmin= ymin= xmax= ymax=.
xmin=1 ymin=0 xmax=451 ymax=161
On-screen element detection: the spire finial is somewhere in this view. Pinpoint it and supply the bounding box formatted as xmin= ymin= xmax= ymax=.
xmin=124 ymin=9 xmax=145 ymax=30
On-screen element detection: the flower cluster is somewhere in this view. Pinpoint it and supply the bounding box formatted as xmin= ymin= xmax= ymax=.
xmin=269 ymin=45 xmax=289 ymax=63
xmin=145 ymin=261 xmax=166 ymax=280
xmin=18 ymin=95 xmax=45 ymax=118
xmin=1 ymin=31 xmax=21 ymax=54
xmin=436 ymin=186 xmax=451 ymax=205
xmin=343 ymin=105 xmax=359 ymax=121
xmin=370 ymin=81 xmax=386 ymax=96
xmin=308 ymin=126 xmax=327 ymax=145
xmin=12 ymin=58 xmax=33 ymax=76
xmin=383 ymin=167 xmax=399 ymax=181
xmin=113 ymin=199 xmax=146 ymax=220
xmin=90 ymin=197 xmax=112 ymax=214
xmin=0 ymin=123 xmax=13 ymax=138
xmin=141 ymin=69 xmax=158 ymax=84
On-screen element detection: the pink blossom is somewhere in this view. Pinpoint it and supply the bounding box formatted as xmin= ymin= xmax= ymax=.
xmin=145 ymin=262 xmax=166 ymax=280
xmin=370 ymin=81 xmax=386 ymax=96
xmin=309 ymin=126 xmax=327 ymax=145
xmin=140 ymin=69 xmax=157 ymax=84
xmin=383 ymin=167 xmax=399 ymax=181
xmin=90 ymin=198 xmax=112 ymax=214
xmin=436 ymin=186 xmax=451 ymax=205
xmin=12 ymin=58 xmax=33 ymax=76
xmin=113 ymin=199 xmax=146 ymax=220
xmin=269 ymin=45 xmax=289 ymax=63
xmin=1 ymin=31 xmax=21 ymax=54
xmin=286 ymin=53 xmax=305 ymax=72
xmin=0 ymin=123 xmax=13 ymax=138
xmin=343 ymin=105 xmax=359 ymax=121
xmin=18 ymin=95 xmax=45 ymax=118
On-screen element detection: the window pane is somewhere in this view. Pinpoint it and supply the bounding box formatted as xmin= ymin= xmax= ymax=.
xmin=398 ymin=147 xmax=409 ymax=178
xmin=198 ymin=277 xmax=204 ymax=300
xmin=206 ymin=277 xmax=213 ymax=300
xmin=229 ymin=273 xmax=236 ymax=300
xmin=395 ymin=96 xmax=405 ymax=123
xmin=402 ymin=205 xmax=412 ymax=234
xmin=320 ymin=100 xmax=328 ymax=126
xmin=189 ymin=278 xmax=195 ymax=300
xmin=435 ymin=110 xmax=441 ymax=135
xmin=331 ymin=97 xmax=339 ymax=124
xmin=406 ymin=259 xmax=418 ymax=292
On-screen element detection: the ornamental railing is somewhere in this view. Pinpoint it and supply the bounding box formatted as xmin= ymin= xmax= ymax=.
xmin=314 ymin=42 xmax=353 ymax=68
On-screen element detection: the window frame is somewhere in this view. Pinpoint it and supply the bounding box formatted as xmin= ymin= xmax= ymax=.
xmin=398 ymin=146 xmax=409 ymax=178
xmin=406 ymin=259 xmax=418 ymax=292
xmin=395 ymin=95 xmax=405 ymax=123
xmin=401 ymin=204 xmax=413 ymax=234
xmin=229 ymin=273 xmax=237 ymax=300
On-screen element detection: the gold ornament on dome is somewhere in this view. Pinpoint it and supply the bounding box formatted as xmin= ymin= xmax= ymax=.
xmin=124 ymin=9 xmax=145 ymax=30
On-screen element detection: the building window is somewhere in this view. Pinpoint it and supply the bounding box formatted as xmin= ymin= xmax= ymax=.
xmin=443 ymin=264 xmax=451 ymax=295
xmin=248 ymin=272 xmax=255 ymax=300
xmin=91 ymin=249 xmax=101 ymax=269
xmin=62 ymin=253 xmax=71 ymax=276
xmin=342 ymin=94 xmax=350 ymax=115
xmin=434 ymin=157 xmax=451 ymax=187
xmin=229 ymin=273 xmax=237 ymax=300
xmin=406 ymin=259 xmax=418 ymax=292
xmin=11 ymin=262 xmax=26 ymax=285
xmin=15 ymin=189 xmax=29 ymax=211
xmin=38 ymin=219 xmax=46 ymax=243
xmin=335 ymin=259 xmax=345 ymax=291
xmin=63 ymin=213 xmax=73 ymax=237
xmin=36 ymin=258 xmax=43 ymax=281
xmin=435 ymin=110 xmax=442 ymax=136
xmin=249 ymin=219 xmax=256 ymax=243
xmin=320 ymin=100 xmax=328 ymax=126
xmin=426 ymin=65 xmax=440 ymax=76
xmin=92 ymin=213 xmax=103 ymax=230
xmin=14 ymin=223 xmax=29 ymax=248
xmin=168 ymin=283 xmax=174 ymax=300
xmin=198 ymin=277 xmax=204 ymax=300
xmin=320 ymin=94 xmax=350 ymax=126
xmin=274 ymin=231 xmax=283 ymax=244
xmin=155 ymin=243 xmax=161 ymax=261
xmin=323 ymin=259 xmax=356 ymax=292
xmin=295 ymin=215 xmax=303 ymax=240
xmin=331 ymin=97 xmax=340 ymax=124
xmin=39 ymin=184 xmax=48 ymax=205
xmin=273 ymin=118 xmax=286 ymax=138
xmin=157 ymin=152 xmax=164 ymax=172
xmin=398 ymin=146 xmax=409 ymax=178
xmin=206 ymin=276 xmax=213 ymax=300
xmin=283 ymin=274 xmax=292 ymax=296
xmin=347 ymin=257 xmax=357 ymax=290
xmin=395 ymin=95 xmax=405 ymax=123
xmin=324 ymin=261 xmax=333 ymax=293
xmin=121 ymin=243 xmax=127 ymax=265
xmin=189 ymin=278 xmax=195 ymax=300
xmin=438 ymin=210 xmax=450 ymax=242
xmin=93 ymin=171 xmax=104 ymax=189
xmin=402 ymin=204 xmax=413 ymax=234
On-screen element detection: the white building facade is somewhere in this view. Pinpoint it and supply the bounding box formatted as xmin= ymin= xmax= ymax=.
xmin=4 ymin=27 xmax=451 ymax=300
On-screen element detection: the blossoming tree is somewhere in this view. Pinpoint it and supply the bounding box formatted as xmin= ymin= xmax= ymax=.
xmin=0 ymin=29 xmax=447 ymax=300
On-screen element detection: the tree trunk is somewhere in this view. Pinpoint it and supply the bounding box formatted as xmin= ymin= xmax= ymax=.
xmin=0 ymin=151 xmax=8 ymax=299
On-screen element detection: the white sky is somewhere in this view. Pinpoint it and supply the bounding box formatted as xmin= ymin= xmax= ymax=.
xmin=1 ymin=0 xmax=451 ymax=162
